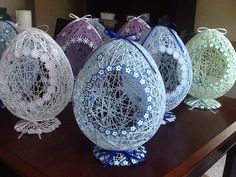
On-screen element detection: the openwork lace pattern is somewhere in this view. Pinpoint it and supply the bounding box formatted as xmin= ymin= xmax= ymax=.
xmin=0 ymin=28 xmax=74 ymax=123
xmin=73 ymin=39 xmax=166 ymax=151
xmin=186 ymin=29 xmax=236 ymax=99
xmin=118 ymin=16 xmax=150 ymax=40
xmin=56 ymin=17 xmax=103 ymax=77
xmin=140 ymin=26 xmax=192 ymax=111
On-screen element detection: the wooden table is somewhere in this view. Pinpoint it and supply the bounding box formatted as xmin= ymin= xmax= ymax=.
xmin=0 ymin=97 xmax=236 ymax=177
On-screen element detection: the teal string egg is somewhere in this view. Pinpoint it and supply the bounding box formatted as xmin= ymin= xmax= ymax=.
xmin=185 ymin=28 xmax=236 ymax=109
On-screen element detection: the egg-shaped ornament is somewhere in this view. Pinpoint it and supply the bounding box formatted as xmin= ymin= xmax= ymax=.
xmin=73 ymin=31 xmax=166 ymax=167
xmin=0 ymin=28 xmax=74 ymax=139
xmin=0 ymin=20 xmax=20 ymax=108
xmin=118 ymin=15 xmax=150 ymax=40
xmin=185 ymin=27 xmax=236 ymax=110
xmin=56 ymin=13 xmax=103 ymax=77
xmin=140 ymin=25 xmax=192 ymax=124
xmin=87 ymin=17 xmax=109 ymax=41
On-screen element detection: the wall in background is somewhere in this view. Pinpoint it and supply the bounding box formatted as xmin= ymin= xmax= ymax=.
xmin=0 ymin=0 xmax=35 ymax=26
xmin=195 ymin=0 xmax=236 ymax=98
xmin=35 ymin=0 xmax=86 ymax=36
xmin=195 ymin=0 xmax=236 ymax=41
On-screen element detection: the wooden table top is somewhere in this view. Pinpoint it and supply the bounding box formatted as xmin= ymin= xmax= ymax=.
xmin=0 ymin=97 xmax=236 ymax=177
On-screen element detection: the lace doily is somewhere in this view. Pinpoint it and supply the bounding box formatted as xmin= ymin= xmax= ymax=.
xmin=73 ymin=38 xmax=165 ymax=155
xmin=56 ymin=14 xmax=103 ymax=77
xmin=0 ymin=28 xmax=74 ymax=138
xmin=185 ymin=28 xmax=236 ymax=109
xmin=118 ymin=16 xmax=150 ymax=40
xmin=14 ymin=118 xmax=61 ymax=139
xmin=140 ymin=26 xmax=192 ymax=116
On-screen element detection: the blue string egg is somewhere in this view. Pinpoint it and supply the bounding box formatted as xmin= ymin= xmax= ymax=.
xmin=0 ymin=20 xmax=19 ymax=108
xmin=0 ymin=20 xmax=19 ymax=57
xmin=73 ymin=36 xmax=166 ymax=166
xmin=140 ymin=25 xmax=192 ymax=124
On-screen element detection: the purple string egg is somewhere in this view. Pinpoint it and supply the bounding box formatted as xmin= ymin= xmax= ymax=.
xmin=56 ymin=15 xmax=103 ymax=77
xmin=118 ymin=16 xmax=150 ymax=40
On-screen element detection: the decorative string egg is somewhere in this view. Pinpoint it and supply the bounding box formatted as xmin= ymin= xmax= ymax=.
xmin=118 ymin=15 xmax=150 ymax=40
xmin=73 ymin=31 xmax=166 ymax=166
xmin=0 ymin=28 xmax=74 ymax=139
xmin=87 ymin=18 xmax=109 ymax=41
xmin=0 ymin=20 xmax=19 ymax=108
xmin=185 ymin=27 xmax=236 ymax=110
xmin=140 ymin=25 xmax=192 ymax=124
xmin=56 ymin=14 xmax=103 ymax=77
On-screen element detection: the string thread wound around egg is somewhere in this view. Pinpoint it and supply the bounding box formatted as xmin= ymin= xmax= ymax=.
xmin=141 ymin=23 xmax=184 ymax=53
xmin=0 ymin=28 xmax=74 ymax=138
xmin=104 ymin=29 xmax=157 ymax=74
xmin=1 ymin=19 xmax=19 ymax=33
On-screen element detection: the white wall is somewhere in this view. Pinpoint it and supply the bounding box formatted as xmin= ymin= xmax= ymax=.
xmin=195 ymin=0 xmax=236 ymax=41
xmin=195 ymin=0 xmax=236 ymax=98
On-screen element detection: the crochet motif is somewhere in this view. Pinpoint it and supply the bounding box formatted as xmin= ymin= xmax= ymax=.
xmin=0 ymin=28 xmax=74 ymax=138
xmin=186 ymin=29 xmax=236 ymax=101
xmin=73 ymin=39 xmax=165 ymax=154
xmin=56 ymin=17 xmax=102 ymax=77
xmin=140 ymin=26 xmax=192 ymax=113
